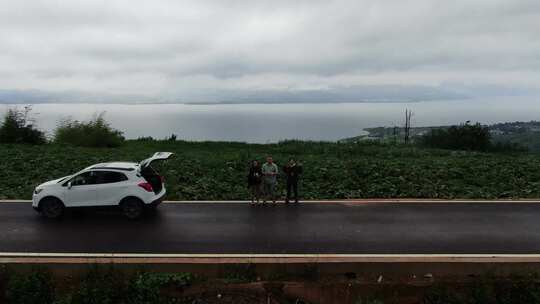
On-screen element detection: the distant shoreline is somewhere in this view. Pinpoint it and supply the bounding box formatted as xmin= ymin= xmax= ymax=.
xmin=183 ymin=99 xmax=434 ymax=105
xmin=0 ymin=98 xmax=457 ymax=106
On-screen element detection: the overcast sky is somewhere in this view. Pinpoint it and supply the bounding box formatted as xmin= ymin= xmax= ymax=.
xmin=1 ymin=0 xmax=539 ymax=103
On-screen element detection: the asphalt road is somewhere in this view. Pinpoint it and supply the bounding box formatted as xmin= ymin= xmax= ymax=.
xmin=1 ymin=201 xmax=540 ymax=254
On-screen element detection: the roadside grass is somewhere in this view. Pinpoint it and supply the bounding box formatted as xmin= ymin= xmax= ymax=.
xmin=4 ymin=267 xmax=540 ymax=304
xmin=1 ymin=140 xmax=540 ymax=200
xmin=222 ymin=264 xmax=257 ymax=284
xmin=424 ymin=273 xmax=540 ymax=304
xmin=2 ymin=267 xmax=193 ymax=304
xmin=4 ymin=267 xmax=54 ymax=304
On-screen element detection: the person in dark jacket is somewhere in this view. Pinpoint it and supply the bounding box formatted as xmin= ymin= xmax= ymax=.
xmin=247 ymin=160 xmax=263 ymax=204
xmin=283 ymin=158 xmax=303 ymax=203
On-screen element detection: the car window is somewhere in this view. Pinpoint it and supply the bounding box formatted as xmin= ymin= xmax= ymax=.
xmin=94 ymin=171 xmax=128 ymax=184
xmin=71 ymin=171 xmax=98 ymax=186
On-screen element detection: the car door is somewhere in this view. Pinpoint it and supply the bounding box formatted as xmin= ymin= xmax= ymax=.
xmin=64 ymin=171 xmax=98 ymax=207
xmin=94 ymin=171 xmax=129 ymax=205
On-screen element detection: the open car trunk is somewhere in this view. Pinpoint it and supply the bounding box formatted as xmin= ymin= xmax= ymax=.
xmin=139 ymin=152 xmax=174 ymax=194
xmin=140 ymin=165 xmax=163 ymax=194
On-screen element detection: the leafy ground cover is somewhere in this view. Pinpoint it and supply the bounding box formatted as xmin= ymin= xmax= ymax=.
xmin=1 ymin=140 xmax=540 ymax=200
xmin=3 ymin=267 xmax=540 ymax=304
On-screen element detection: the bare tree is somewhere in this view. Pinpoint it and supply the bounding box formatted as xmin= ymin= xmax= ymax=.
xmin=404 ymin=109 xmax=413 ymax=144
xmin=22 ymin=105 xmax=37 ymax=127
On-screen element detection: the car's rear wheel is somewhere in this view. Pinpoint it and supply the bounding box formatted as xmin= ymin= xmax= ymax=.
xmin=121 ymin=198 xmax=144 ymax=219
xmin=40 ymin=197 xmax=64 ymax=219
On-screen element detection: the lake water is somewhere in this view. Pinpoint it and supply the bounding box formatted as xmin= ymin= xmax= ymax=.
xmin=2 ymin=96 xmax=540 ymax=143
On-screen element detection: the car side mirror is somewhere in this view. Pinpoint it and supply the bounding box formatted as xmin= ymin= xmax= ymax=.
xmin=67 ymin=181 xmax=72 ymax=189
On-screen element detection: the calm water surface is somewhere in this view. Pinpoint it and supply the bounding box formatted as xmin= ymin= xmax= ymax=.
xmin=2 ymin=96 xmax=539 ymax=143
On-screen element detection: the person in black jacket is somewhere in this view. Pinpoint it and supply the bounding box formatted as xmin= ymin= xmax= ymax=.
xmin=283 ymin=158 xmax=303 ymax=203
xmin=247 ymin=160 xmax=263 ymax=204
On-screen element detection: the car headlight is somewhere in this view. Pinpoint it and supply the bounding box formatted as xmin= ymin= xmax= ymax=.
xmin=34 ymin=188 xmax=43 ymax=195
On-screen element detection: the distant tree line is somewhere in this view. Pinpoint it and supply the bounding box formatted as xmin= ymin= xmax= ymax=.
xmin=420 ymin=122 xmax=526 ymax=152
xmin=135 ymin=134 xmax=178 ymax=142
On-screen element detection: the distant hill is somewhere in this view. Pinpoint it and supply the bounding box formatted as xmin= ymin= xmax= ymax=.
xmin=0 ymin=85 xmax=468 ymax=105
xmin=341 ymin=121 xmax=540 ymax=152
xmin=186 ymin=85 xmax=468 ymax=104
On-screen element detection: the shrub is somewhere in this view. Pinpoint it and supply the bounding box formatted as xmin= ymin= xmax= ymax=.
xmin=420 ymin=122 xmax=493 ymax=152
xmin=0 ymin=107 xmax=46 ymax=145
xmin=68 ymin=266 xmax=127 ymax=304
xmin=423 ymin=274 xmax=540 ymax=304
xmin=494 ymin=274 xmax=540 ymax=304
xmin=490 ymin=141 xmax=528 ymax=153
xmin=54 ymin=113 xmax=124 ymax=148
xmin=355 ymin=298 xmax=385 ymax=304
xmin=5 ymin=269 xmax=55 ymax=304
xmin=127 ymin=272 xmax=192 ymax=304
xmin=222 ymin=264 xmax=257 ymax=283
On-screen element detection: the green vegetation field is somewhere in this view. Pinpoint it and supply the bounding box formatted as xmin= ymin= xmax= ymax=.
xmin=1 ymin=140 xmax=540 ymax=200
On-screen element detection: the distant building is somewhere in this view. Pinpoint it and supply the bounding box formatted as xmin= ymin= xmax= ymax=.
xmin=360 ymin=135 xmax=382 ymax=141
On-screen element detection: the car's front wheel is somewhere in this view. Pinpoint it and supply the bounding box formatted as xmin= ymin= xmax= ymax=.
xmin=121 ymin=198 xmax=144 ymax=219
xmin=40 ymin=197 xmax=65 ymax=219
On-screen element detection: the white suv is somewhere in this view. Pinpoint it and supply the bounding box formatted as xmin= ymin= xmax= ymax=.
xmin=32 ymin=152 xmax=173 ymax=219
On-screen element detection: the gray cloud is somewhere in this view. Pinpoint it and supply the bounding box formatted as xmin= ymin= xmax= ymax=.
xmin=0 ymin=0 xmax=539 ymax=103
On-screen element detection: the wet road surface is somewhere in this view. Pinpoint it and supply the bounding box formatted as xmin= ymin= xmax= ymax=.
xmin=1 ymin=201 xmax=540 ymax=254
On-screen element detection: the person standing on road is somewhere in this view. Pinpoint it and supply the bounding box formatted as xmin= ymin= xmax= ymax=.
xmin=262 ymin=156 xmax=279 ymax=204
xmin=283 ymin=158 xmax=303 ymax=203
xmin=247 ymin=160 xmax=263 ymax=205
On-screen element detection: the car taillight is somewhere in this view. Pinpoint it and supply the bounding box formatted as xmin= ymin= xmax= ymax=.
xmin=138 ymin=182 xmax=153 ymax=192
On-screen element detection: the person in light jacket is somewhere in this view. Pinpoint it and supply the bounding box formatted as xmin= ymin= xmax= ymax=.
xmin=261 ymin=156 xmax=279 ymax=204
